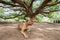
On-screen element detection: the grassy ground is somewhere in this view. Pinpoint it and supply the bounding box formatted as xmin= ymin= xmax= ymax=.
xmin=0 ymin=23 xmax=60 ymax=40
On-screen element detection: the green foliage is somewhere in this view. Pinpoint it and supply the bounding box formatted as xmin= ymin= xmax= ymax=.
xmin=35 ymin=14 xmax=43 ymax=22
xmin=0 ymin=8 xmax=4 ymax=14
xmin=3 ymin=0 xmax=11 ymax=2
xmin=32 ymin=0 xmax=44 ymax=12
xmin=36 ymin=14 xmax=51 ymax=22
xmin=0 ymin=0 xmax=60 ymax=23
xmin=52 ymin=0 xmax=57 ymax=3
xmin=48 ymin=5 xmax=59 ymax=11
xmin=24 ymin=0 xmax=30 ymax=5
xmin=48 ymin=12 xmax=60 ymax=20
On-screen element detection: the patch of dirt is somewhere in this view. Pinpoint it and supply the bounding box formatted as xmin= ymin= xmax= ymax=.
xmin=0 ymin=23 xmax=60 ymax=40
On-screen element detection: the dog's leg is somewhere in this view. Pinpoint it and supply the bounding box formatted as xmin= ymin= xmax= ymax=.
xmin=20 ymin=28 xmax=28 ymax=38
xmin=20 ymin=23 xmax=28 ymax=38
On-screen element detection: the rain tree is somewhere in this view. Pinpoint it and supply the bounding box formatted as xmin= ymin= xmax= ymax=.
xmin=0 ymin=0 xmax=60 ymax=22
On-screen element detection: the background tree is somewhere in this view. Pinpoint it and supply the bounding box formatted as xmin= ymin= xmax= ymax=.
xmin=0 ymin=0 xmax=60 ymax=23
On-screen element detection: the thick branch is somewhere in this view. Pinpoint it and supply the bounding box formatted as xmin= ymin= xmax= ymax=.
xmin=11 ymin=0 xmax=33 ymax=17
xmin=46 ymin=1 xmax=60 ymax=6
xmin=28 ymin=0 xmax=35 ymax=14
xmin=30 ymin=0 xmax=35 ymax=7
xmin=11 ymin=0 xmax=28 ymax=10
xmin=32 ymin=0 xmax=51 ymax=16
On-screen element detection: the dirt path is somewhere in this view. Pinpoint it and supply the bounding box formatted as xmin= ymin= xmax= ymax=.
xmin=0 ymin=23 xmax=60 ymax=40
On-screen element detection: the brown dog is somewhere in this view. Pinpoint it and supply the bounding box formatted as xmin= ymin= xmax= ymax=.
xmin=18 ymin=17 xmax=36 ymax=38
xmin=18 ymin=20 xmax=32 ymax=38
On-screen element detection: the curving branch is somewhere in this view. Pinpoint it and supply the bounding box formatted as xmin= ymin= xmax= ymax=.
xmin=32 ymin=0 xmax=51 ymax=16
xmin=11 ymin=0 xmax=29 ymax=10
xmin=0 ymin=0 xmax=29 ymax=8
xmin=30 ymin=0 xmax=35 ymax=7
xmin=11 ymin=0 xmax=33 ymax=17
xmin=28 ymin=0 xmax=35 ymax=14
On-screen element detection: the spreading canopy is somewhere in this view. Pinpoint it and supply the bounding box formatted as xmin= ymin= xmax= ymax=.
xmin=0 ymin=0 xmax=60 ymax=19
